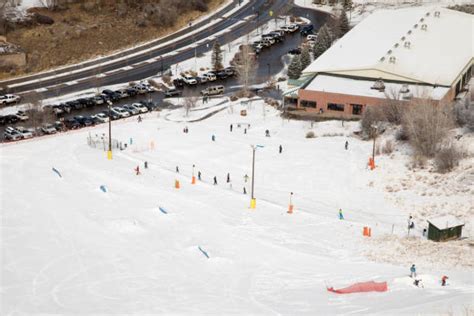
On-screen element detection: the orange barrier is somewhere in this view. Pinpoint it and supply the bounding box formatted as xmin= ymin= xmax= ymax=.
xmin=368 ymin=158 xmax=375 ymax=170
xmin=328 ymin=281 xmax=388 ymax=294
xmin=363 ymin=226 xmax=372 ymax=237
xmin=175 ymin=180 xmax=180 ymax=189
xmin=192 ymin=176 xmax=196 ymax=184
xmin=287 ymin=204 xmax=294 ymax=214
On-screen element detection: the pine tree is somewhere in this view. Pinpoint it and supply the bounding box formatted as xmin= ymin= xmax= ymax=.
xmin=300 ymin=45 xmax=312 ymax=70
xmin=312 ymin=24 xmax=333 ymax=60
xmin=336 ymin=10 xmax=350 ymax=38
xmin=211 ymin=41 xmax=223 ymax=71
xmin=287 ymin=55 xmax=302 ymax=80
xmin=343 ymin=0 xmax=353 ymax=10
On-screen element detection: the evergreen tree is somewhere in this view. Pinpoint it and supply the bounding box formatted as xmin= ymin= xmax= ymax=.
xmin=312 ymin=24 xmax=333 ymax=60
xmin=211 ymin=41 xmax=223 ymax=71
xmin=300 ymin=45 xmax=312 ymax=70
xmin=343 ymin=0 xmax=353 ymax=10
xmin=287 ymin=55 xmax=302 ymax=80
xmin=336 ymin=10 xmax=350 ymax=38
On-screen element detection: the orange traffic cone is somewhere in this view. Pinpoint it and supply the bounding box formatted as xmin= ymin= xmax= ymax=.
xmin=287 ymin=204 xmax=294 ymax=214
xmin=192 ymin=176 xmax=196 ymax=184
xmin=175 ymin=180 xmax=180 ymax=189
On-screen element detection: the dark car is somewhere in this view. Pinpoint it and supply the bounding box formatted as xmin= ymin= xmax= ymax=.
xmin=4 ymin=114 xmax=20 ymax=124
xmin=216 ymin=71 xmax=228 ymax=79
xmin=64 ymin=118 xmax=81 ymax=129
xmin=288 ymin=48 xmax=302 ymax=55
xmin=172 ymin=78 xmax=185 ymax=88
xmin=126 ymin=88 xmax=138 ymax=97
xmin=269 ymin=31 xmax=285 ymax=41
xmin=0 ymin=115 xmax=6 ymax=126
xmin=164 ymin=88 xmax=182 ymax=97
xmin=103 ymin=109 xmax=120 ymax=120
xmin=66 ymin=100 xmax=83 ymax=110
xmin=139 ymin=101 xmax=159 ymax=111
xmin=74 ymin=115 xmax=94 ymax=127
xmin=224 ymin=67 xmax=236 ymax=76
xmin=53 ymin=121 xmax=66 ymax=132
xmin=102 ymin=90 xmax=120 ymax=101
xmin=300 ymin=24 xmax=314 ymax=36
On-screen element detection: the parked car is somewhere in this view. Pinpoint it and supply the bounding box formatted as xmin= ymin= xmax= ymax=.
xmin=288 ymin=48 xmax=302 ymax=55
xmin=116 ymin=89 xmax=129 ymax=99
xmin=4 ymin=114 xmax=20 ymax=124
xmin=51 ymin=105 xmax=65 ymax=116
xmin=0 ymin=115 xmax=6 ymax=125
xmin=224 ymin=67 xmax=236 ymax=76
xmin=307 ymin=34 xmax=317 ymax=41
xmin=262 ymin=38 xmax=275 ymax=47
xmin=122 ymin=104 xmax=140 ymax=115
xmin=126 ymin=87 xmax=138 ymax=97
xmin=103 ymin=109 xmax=120 ymax=120
xmin=53 ymin=121 xmax=66 ymax=132
xmin=93 ymin=96 xmax=105 ymax=105
xmin=16 ymin=111 xmax=29 ymax=121
xmin=140 ymin=82 xmax=156 ymax=92
xmin=66 ymin=100 xmax=83 ymax=110
xmin=164 ymin=88 xmax=182 ymax=97
xmin=91 ymin=113 xmax=109 ymax=123
xmin=182 ymin=76 xmax=198 ymax=85
xmin=77 ymin=98 xmax=93 ymax=108
xmin=216 ymin=71 xmax=228 ymax=79
xmin=201 ymin=85 xmax=225 ymax=96
xmin=41 ymin=123 xmax=57 ymax=135
xmin=64 ymin=118 xmax=81 ymax=129
xmin=196 ymin=76 xmax=207 ymax=84
xmin=300 ymin=24 xmax=314 ymax=36
xmin=134 ymin=84 xmax=148 ymax=94
xmin=4 ymin=127 xmax=23 ymax=141
xmin=203 ymin=73 xmax=217 ymax=82
xmin=281 ymin=24 xmax=299 ymax=33
xmin=111 ymin=106 xmax=131 ymax=118
xmin=15 ymin=126 xmax=34 ymax=139
xmin=74 ymin=115 xmax=94 ymax=126
xmin=132 ymin=103 xmax=149 ymax=113
xmin=173 ymin=78 xmax=185 ymax=88
xmin=0 ymin=94 xmax=21 ymax=105
xmin=102 ymin=89 xmax=120 ymax=101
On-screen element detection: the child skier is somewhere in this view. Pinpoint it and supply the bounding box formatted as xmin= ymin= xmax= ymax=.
xmin=410 ymin=264 xmax=417 ymax=278
xmin=339 ymin=208 xmax=344 ymax=220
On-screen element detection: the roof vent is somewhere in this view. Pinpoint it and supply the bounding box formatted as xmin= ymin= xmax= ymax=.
xmin=434 ymin=11 xmax=440 ymax=17
xmin=420 ymin=17 xmax=424 ymax=22
xmin=401 ymin=36 xmax=406 ymax=41
xmin=394 ymin=43 xmax=399 ymax=48
xmin=400 ymin=84 xmax=410 ymax=94
xmin=404 ymin=41 xmax=411 ymax=48
xmin=380 ymin=56 xmax=385 ymax=62
xmin=425 ymin=12 xmax=430 ymax=17
xmin=421 ymin=24 xmax=428 ymax=30
xmin=414 ymin=23 xmax=418 ymax=28
xmin=372 ymin=79 xmax=386 ymax=91
xmin=387 ymin=49 xmax=392 ymax=55
xmin=389 ymin=56 xmax=396 ymax=63
xmin=407 ymin=30 xmax=412 ymax=35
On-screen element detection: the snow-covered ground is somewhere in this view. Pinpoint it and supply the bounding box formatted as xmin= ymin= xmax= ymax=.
xmin=294 ymin=0 xmax=473 ymax=26
xmin=1 ymin=98 xmax=473 ymax=314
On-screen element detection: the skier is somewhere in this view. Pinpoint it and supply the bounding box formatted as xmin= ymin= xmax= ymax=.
xmin=227 ymin=173 xmax=230 ymax=183
xmin=265 ymin=129 xmax=270 ymax=137
xmin=243 ymin=187 xmax=247 ymax=194
xmin=198 ymin=171 xmax=201 ymax=181
xmin=422 ymin=228 xmax=427 ymax=236
xmin=230 ymin=124 xmax=233 ymax=132
xmin=339 ymin=208 xmax=344 ymax=220
xmin=410 ymin=264 xmax=417 ymax=278
xmin=138 ymin=115 xmax=142 ymax=123
xmin=408 ymin=216 xmax=415 ymax=230
xmin=279 ymin=145 xmax=283 ymax=154
xmin=413 ymin=279 xmax=423 ymax=288
xmin=244 ymin=128 xmax=247 ymax=134
xmin=212 ymin=134 xmax=216 ymax=142
xmin=244 ymin=174 xmax=249 ymax=183
xmin=441 ymin=275 xmax=448 ymax=286
xmin=144 ymin=161 xmax=148 ymax=169
xmin=213 ymin=176 xmax=218 ymax=185
xmin=345 ymin=141 xmax=349 ymax=150
xmin=176 ymin=166 xmax=179 ymax=173
xmin=135 ymin=166 xmax=140 ymax=175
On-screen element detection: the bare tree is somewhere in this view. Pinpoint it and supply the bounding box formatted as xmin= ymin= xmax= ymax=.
xmin=183 ymin=90 xmax=199 ymax=117
xmin=25 ymin=92 xmax=48 ymax=134
xmin=233 ymin=43 xmax=257 ymax=97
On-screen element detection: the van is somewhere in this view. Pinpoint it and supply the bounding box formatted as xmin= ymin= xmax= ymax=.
xmin=201 ymin=85 xmax=225 ymax=96
xmin=307 ymin=34 xmax=317 ymax=41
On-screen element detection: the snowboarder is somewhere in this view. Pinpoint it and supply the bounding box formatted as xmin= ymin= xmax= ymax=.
xmin=413 ymin=279 xmax=423 ymax=288
xmin=279 ymin=145 xmax=283 ymax=154
xmin=441 ymin=276 xmax=448 ymax=286
xmin=138 ymin=115 xmax=142 ymax=123
xmin=135 ymin=166 xmax=140 ymax=175
xmin=345 ymin=141 xmax=349 ymax=150
xmin=211 ymin=134 xmax=216 ymax=142
xmin=230 ymin=124 xmax=233 ymax=132
xmin=213 ymin=176 xmax=218 ymax=185
xmin=144 ymin=161 xmax=148 ymax=169
xmin=227 ymin=173 xmax=230 ymax=183
xmin=198 ymin=171 xmax=201 ymax=181
xmin=410 ymin=264 xmax=416 ymax=278
xmin=339 ymin=208 xmax=344 ymax=220
xmin=176 ymin=166 xmax=179 ymax=173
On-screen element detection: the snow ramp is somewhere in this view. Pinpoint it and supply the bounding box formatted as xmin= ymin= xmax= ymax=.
xmin=327 ymin=281 xmax=388 ymax=294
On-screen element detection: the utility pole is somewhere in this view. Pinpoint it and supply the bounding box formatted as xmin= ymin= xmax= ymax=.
xmin=250 ymin=145 xmax=263 ymax=209
xmin=107 ymin=100 xmax=112 ymax=160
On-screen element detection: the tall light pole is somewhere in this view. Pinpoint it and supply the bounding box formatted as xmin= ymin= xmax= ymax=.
xmin=250 ymin=145 xmax=264 ymax=209
xmin=107 ymin=100 xmax=113 ymax=160
xmin=370 ymin=124 xmax=378 ymax=169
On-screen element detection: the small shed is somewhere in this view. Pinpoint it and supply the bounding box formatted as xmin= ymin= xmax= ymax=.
xmin=427 ymin=215 xmax=464 ymax=242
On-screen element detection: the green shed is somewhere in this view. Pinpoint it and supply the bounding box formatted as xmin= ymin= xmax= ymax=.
xmin=427 ymin=215 xmax=464 ymax=242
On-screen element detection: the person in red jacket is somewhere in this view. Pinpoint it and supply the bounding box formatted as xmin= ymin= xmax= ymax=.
xmin=441 ymin=276 xmax=448 ymax=286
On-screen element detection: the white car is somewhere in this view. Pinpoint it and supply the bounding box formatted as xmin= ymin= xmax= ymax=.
xmin=132 ymin=103 xmax=149 ymax=113
xmin=92 ymin=113 xmax=109 ymax=123
xmin=111 ymin=106 xmax=131 ymax=118
xmin=0 ymin=94 xmax=21 ymax=105
xmin=41 ymin=124 xmax=57 ymax=134
xmin=203 ymin=73 xmax=217 ymax=82
xmin=4 ymin=127 xmax=23 ymax=141
xmin=182 ymin=76 xmax=198 ymax=85
xmin=141 ymin=82 xmax=156 ymax=92
xmin=16 ymin=110 xmax=29 ymax=121
xmin=307 ymin=34 xmax=317 ymax=41
xmin=15 ymin=126 xmax=34 ymax=139
xmin=122 ymin=104 xmax=140 ymax=115
xmin=134 ymin=84 xmax=148 ymax=94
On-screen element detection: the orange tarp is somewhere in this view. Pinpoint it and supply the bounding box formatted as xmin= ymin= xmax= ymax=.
xmin=327 ymin=281 xmax=388 ymax=294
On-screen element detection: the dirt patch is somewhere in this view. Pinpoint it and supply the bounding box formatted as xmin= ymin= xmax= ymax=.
xmin=2 ymin=0 xmax=224 ymax=79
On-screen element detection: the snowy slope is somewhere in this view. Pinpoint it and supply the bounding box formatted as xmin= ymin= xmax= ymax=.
xmin=1 ymin=99 xmax=473 ymax=315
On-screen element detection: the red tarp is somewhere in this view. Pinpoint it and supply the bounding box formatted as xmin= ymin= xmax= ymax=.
xmin=327 ymin=281 xmax=388 ymax=294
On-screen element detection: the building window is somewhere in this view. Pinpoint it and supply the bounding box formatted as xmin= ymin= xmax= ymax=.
xmin=301 ymin=100 xmax=317 ymax=108
xmin=327 ymin=103 xmax=345 ymax=112
xmin=351 ymin=104 xmax=363 ymax=115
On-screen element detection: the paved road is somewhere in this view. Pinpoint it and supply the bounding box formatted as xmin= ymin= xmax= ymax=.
xmin=1 ymin=0 xmax=290 ymax=100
